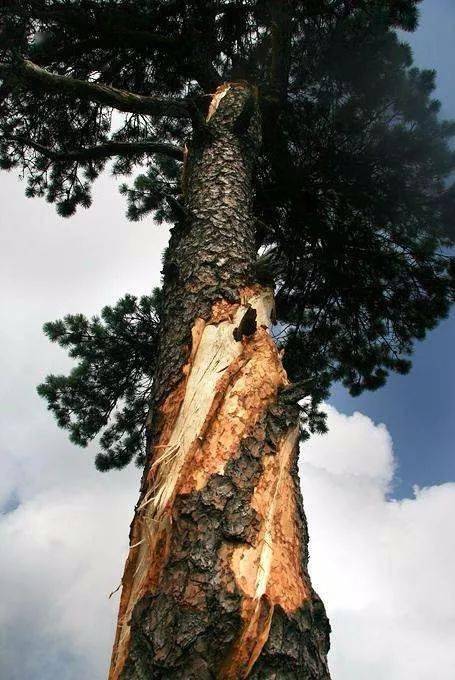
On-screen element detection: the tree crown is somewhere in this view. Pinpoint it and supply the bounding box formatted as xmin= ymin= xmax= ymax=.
xmin=1 ymin=0 xmax=454 ymax=468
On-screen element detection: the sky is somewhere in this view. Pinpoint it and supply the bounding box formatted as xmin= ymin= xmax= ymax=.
xmin=1 ymin=2 xmax=454 ymax=679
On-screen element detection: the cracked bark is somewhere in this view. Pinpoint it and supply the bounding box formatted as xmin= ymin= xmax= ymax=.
xmin=109 ymin=83 xmax=330 ymax=680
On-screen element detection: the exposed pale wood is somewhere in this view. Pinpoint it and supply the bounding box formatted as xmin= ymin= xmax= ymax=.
xmin=206 ymin=83 xmax=231 ymax=121
xmin=109 ymin=287 xmax=279 ymax=679
xmin=220 ymin=424 xmax=309 ymax=678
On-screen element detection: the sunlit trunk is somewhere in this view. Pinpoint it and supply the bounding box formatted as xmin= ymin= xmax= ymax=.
xmin=109 ymin=83 xmax=330 ymax=679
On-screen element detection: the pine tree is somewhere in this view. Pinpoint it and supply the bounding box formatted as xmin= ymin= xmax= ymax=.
xmin=1 ymin=1 xmax=454 ymax=677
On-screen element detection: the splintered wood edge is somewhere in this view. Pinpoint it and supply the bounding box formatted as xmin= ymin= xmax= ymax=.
xmin=109 ymin=287 xmax=277 ymax=679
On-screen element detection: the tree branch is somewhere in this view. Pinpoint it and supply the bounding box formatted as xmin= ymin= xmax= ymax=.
xmin=0 ymin=59 xmax=190 ymax=118
xmin=2 ymin=134 xmax=184 ymax=163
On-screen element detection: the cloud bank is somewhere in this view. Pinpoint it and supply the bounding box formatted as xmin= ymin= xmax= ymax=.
xmin=301 ymin=406 xmax=455 ymax=680
xmin=1 ymin=404 xmax=454 ymax=679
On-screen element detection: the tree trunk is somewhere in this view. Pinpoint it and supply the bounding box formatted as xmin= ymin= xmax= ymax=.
xmin=109 ymin=83 xmax=331 ymax=680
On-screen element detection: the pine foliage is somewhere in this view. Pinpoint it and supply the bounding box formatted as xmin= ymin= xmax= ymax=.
xmin=37 ymin=292 xmax=162 ymax=469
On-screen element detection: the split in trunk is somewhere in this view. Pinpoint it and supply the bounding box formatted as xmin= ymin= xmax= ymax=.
xmin=109 ymin=83 xmax=330 ymax=680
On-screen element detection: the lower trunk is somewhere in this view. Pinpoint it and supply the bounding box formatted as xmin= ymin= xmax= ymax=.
xmin=109 ymin=83 xmax=330 ymax=679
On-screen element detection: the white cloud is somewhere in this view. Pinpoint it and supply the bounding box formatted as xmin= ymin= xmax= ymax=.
xmin=0 ymin=443 xmax=140 ymax=680
xmin=301 ymin=404 xmax=455 ymax=680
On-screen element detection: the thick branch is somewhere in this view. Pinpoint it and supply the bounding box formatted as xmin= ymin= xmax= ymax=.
xmin=0 ymin=59 xmax=190 ymax=118
xmin=278 ymin=379 xmax=313 ymax=404
xmin=3 ymin=134 xmax=184 ymax=162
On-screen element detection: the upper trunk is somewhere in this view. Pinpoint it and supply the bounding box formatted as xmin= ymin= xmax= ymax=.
xmin=152 ymin=82 xmax=260 ymax=408
xmin=109 ymin=83 xmax=331 ymax=680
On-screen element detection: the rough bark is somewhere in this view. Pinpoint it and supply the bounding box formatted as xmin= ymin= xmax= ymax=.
xmin=109 ymin=83 xmax=330 ymax=680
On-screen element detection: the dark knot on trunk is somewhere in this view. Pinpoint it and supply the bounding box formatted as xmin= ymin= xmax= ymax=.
xmin=233 ymin=305 xmax=257 ymax=341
